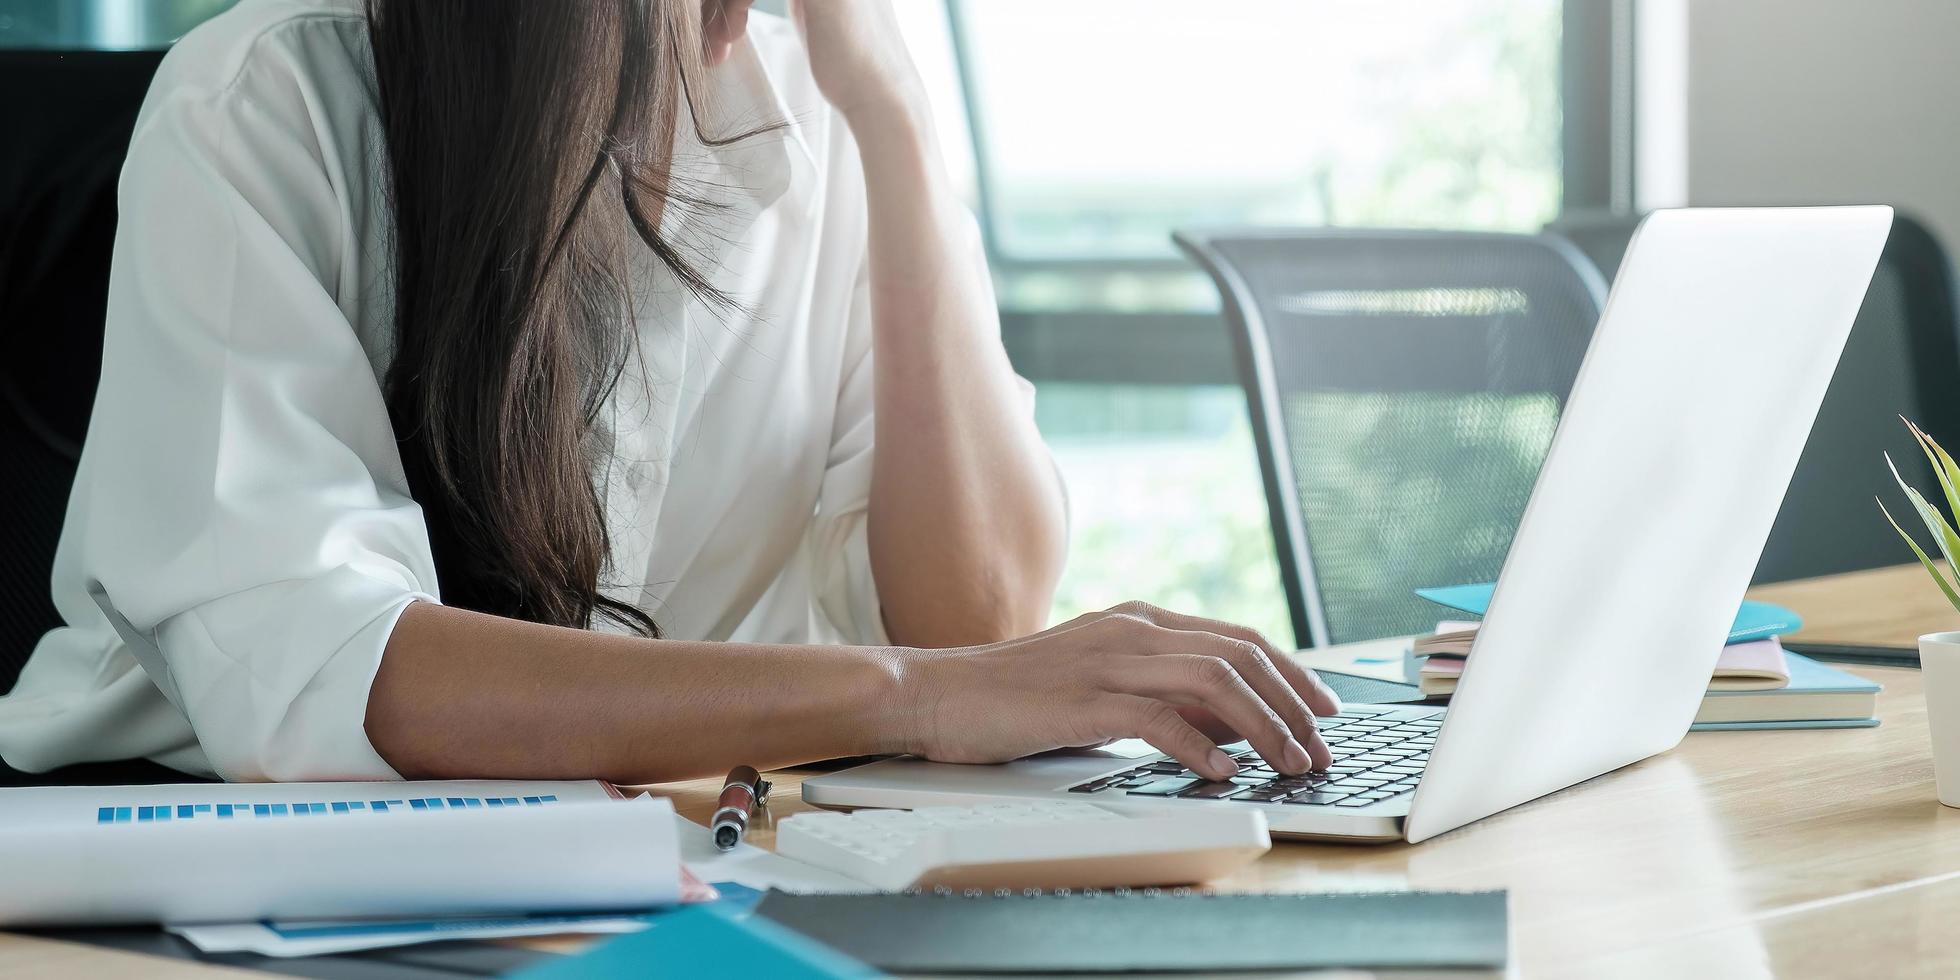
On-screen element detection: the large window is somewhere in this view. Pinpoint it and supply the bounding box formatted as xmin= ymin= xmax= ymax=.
xmin=955 ymin=0 xmax=1563 ymax=266
xmin=913 ymin=1 xmax=1568 ymax=642
xmin=1036 ymin=384 xmax=1295 ymax=642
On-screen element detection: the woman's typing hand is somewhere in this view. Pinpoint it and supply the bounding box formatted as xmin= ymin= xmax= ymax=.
xmin=899 ymin=602 xmax=1343 ymax=781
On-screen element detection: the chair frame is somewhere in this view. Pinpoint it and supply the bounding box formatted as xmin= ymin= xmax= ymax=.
xmin=1882 ymin=214 xmax=1960 ymax=444
xmin=1174 ymin=228 xmax=1607 ymax=649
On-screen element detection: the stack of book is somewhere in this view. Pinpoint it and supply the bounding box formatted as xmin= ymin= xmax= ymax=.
xmin=1411 ymin=584 xmax=1881 ymax=730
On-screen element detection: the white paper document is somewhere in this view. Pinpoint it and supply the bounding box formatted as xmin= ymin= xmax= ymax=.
xmin=162 ymin=813 xmax=869 ymax=957
xmin=0 ymin=780 xmax=679 ymax=927
xmin=673 ymin=812 xmax=869 ymax=894
xmin=167 ymin=910 xmax=656 ymax=958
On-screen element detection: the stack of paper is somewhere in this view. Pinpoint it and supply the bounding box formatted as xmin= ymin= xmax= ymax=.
xmin=1403 ymin=581 xmax=1881 ymax=730
xmin=1416 ymin=622 xmax=1794 ymax=696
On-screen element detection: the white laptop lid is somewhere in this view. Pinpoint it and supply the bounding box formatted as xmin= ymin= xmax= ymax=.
xmin=1404 ymin=207 xmax=1893 ymax=843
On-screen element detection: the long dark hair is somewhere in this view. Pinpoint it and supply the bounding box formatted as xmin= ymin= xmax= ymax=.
xmin=366 ymin=0 xmax=736 ymax=636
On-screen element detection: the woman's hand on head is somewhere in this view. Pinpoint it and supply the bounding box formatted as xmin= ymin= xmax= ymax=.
xmin=898 ymin=602 xmax=1344 ymax=781
xmin=789 ymin=0 xmax=927 ymax=128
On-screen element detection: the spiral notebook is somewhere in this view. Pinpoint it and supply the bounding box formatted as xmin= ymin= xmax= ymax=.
xmin=752 ymin=889 xmax=1508 ymax=975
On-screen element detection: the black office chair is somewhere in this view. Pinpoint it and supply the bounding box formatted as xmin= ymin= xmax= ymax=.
xmin=0 ymin=49 xmax=197 ymax=786
xmin=1546 ymin=210 xmax=1960 ymax=584
xmin=1175 ymin=229 xmax=1607 ymax=648
xmin=1541 ymin=209 xmax=1642 ymax=283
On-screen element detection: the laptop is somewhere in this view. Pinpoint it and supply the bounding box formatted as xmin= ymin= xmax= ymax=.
xmin=804 ymin=207 xmax=1894 ymax=843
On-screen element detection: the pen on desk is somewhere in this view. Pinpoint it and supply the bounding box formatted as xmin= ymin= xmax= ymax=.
xmin=712 ymin=765 xmax=770 ymax=851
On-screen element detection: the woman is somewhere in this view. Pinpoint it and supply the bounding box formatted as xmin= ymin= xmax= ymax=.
xmin=0 ymin=0 xmax=1336 ymax=786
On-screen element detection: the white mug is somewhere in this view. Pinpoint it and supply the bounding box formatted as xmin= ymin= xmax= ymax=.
xmin=1921 ymin=631 xmax=1960 ymax=807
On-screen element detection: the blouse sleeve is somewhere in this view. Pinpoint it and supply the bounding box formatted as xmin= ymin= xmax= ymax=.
xmin=803 ymin=214 xmax=1056 ymax=646
xmin=803 ymin=257 xmax=887 ymax=646
xmin=70 ymin=80 xmax=437 ymax=781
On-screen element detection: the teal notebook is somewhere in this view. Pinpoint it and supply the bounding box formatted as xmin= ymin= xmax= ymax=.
xmin=1691 ymin=652 xmax=1881 ymax=728
xmin=510 ymin=903 xmax=880 ymax=979
xmin=1416 ymin=582 xmax=1803 ymax=644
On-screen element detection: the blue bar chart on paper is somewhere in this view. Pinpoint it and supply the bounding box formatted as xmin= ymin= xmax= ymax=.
xmin=96 ymin=794 xmax=564 ymax=823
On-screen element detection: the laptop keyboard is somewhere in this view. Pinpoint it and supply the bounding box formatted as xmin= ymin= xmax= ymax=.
xmin=1065 ymin=707 xmax=1437 ymax=807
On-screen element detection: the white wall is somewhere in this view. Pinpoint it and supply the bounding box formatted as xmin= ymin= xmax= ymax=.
xmin=1681 ymin=0 xmax=1960 ymax=250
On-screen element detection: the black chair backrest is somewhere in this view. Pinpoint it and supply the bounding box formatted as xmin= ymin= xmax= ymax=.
xmin=1175 ymin=229 xmax=1606 ymax=647
xmin=1541 ymin=209 xmax=1641 ymax=285
xmin=1546 ymin=210 xmax=1960 ymax=584
xmin=0 ymin=49 xmax=165 ymax=692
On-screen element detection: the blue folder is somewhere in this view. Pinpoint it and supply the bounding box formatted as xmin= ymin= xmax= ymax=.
xmin=509 ymin=902 xmax=880 ymax=979
xmin=1415 ymin=582 xmax=1803 ymax=645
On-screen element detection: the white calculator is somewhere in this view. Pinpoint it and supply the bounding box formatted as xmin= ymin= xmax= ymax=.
xmin=775 ymin=800 xmax=1271 ymax=892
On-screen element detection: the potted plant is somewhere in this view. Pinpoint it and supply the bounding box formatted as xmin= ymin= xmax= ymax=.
xmin=1881 ymin=417 xmax=1960 ymax=807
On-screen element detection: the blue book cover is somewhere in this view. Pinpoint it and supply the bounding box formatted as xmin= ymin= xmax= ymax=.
xmin=1690 ymin=718 xmax=1880 ymax=732
xmin=1692 ymin=653 xmax=1881 ymax=728
xmin=1415 ymin=582 xmax=1803 ymax=644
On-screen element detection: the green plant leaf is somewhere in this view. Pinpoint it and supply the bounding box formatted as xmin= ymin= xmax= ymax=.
xmin=1889 ymin=451 xmax=1960 ymax=574
xmin=1879 ymin=497 xmax=1960 ymax=613
xmin=1904 ymin=416 xmax=1960 ymax=531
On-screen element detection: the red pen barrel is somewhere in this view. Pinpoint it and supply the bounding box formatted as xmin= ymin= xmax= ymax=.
xmin=712 ymin=765 xmax=767 ymax=850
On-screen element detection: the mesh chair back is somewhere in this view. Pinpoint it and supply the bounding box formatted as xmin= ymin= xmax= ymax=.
xmin=1547 ymin=211 xmax=1960 ymax=583
xmin=0 ymin=51 xmax=164 ymax=693
xmin=1176 ymin=229 xmax=1606 ymax=647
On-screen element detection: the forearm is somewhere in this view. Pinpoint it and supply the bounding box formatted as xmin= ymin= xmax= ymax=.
xmin=365 ymin=601 xmax=916 ymax=783
xmin=853 ymin=105 xmax=1068 ymax=648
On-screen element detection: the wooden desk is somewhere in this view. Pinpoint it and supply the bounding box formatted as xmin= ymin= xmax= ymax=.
xmin=3 ymin=564 xmax=1956 ymax=977
xmin=1749 ymin=561 xmax=1956 ymax=648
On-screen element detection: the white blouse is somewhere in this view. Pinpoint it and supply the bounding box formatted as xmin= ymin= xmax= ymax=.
xmin=0 ymin=0 xmax=1017 ymax=781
